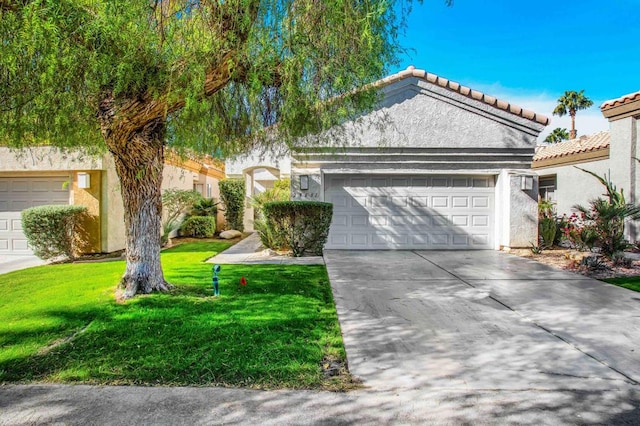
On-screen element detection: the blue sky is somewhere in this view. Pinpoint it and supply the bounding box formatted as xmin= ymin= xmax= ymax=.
xmin=393 ymin=0 xmax=640 ymax=140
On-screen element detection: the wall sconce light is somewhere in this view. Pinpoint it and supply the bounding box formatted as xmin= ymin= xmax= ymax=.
xmin=521 ymin=175 xmax=534 ymax=191
xmin=300 ymin=175 xmax=309 ymax=191
xmin=77 ymin=172 xmax=91 ymax=189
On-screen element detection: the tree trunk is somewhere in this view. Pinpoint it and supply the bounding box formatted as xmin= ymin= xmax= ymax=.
xmin=105 ymin=118 xmax=172 ymax=299
xmin=570 ymin=111 xmax=577 ymax=140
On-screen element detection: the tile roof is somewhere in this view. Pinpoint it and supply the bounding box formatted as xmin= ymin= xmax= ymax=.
xmin=533 ymin=131 xmax=610 ymax=162
xmin=601 ymin=90 xmax=640 ymax=110
xmin=373 ymin=66 xmax=549 ymax=125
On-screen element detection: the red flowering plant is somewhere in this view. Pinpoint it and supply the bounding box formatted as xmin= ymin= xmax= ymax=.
xmin=571 ymin=168 xmax=640 ymax=257
xmin=560 ymin=212 xmax=598 ymax=251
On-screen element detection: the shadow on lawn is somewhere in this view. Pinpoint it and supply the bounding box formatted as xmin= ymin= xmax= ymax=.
xmin=0 ymin=264 xmax=340 ymax=389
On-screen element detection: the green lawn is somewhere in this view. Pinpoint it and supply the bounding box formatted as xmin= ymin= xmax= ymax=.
xmin=0 ymin=241 xmax=347 ymax=389
xmin=603 ymin=276 xmax=640 ymax=293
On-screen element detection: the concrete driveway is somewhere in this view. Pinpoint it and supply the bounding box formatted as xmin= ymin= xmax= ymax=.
xmin=325 ymin=250 xmax=640 ymax=406
xmin=0 ymin=254 xmax=45 ymax=275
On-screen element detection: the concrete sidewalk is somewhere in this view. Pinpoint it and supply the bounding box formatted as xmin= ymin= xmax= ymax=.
xmin=2 ymin=383 xmax=639 ymax=425
xmin=207 ymin=233 xmax=324 ymax=265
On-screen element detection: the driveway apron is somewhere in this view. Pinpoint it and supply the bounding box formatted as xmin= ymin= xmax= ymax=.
xmin=324 ymin=250 xmax=640 ymax=392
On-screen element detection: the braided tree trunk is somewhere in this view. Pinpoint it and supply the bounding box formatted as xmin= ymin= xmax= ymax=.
xmin=104 ymin=117 xmax=171 ymax=299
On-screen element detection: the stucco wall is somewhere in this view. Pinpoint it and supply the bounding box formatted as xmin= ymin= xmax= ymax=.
xmin=225 ymin=148 xmax=291 ymax=178
xmin=535 ymin=159 xmax=612 ymax=217
xmin=494 ymin=171 xmax=538 ymax=249
xmin=508 ymin=174 xmax=538 ymax=248
xmin=0 ymin=147 xmax=102 ymax=171
xmin=297 ymin=78 xmax=543 ymax=151
xmin=71 ymin=170 xmax=102 ymax=253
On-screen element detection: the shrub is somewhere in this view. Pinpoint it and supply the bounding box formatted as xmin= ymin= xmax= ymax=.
xmin=219 ymin=179 xmax=245 ymax=231
xmin=254 ymin=218 xmax=288 ymax=251
xmin=162 ymin=189 xmax=203 ymax=245
xmin=262 ymin=201 xmax=333 ymax=257
xmin=250 ymin=179 xmax=290 ymax=220
xmin=560 ymin=212 xmax=598 ymax=251
xmin=190 ymin=197 xmax=218 ymax=217
xmin=611 ymin=251 xmax=634 ymax=268
xmin=572 ymin=168 xmax=640 ymax=258
xmin=21 ymin=205 xmax=88 ymax=260
xmin=539 ymin=217 xmax=557 ymax=249
xmin=179 ymin=216 xmax=217 ymax=238
xmin=580 ymin=255 xmax=609 ymax=271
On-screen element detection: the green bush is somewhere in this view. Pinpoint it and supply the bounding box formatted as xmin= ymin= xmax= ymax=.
xmin=539 ymin=217 xmax=557 ymax=249
xmin=572 ymin=168 xmax=640 ymax=258
xmin=262 ymin=201 xmax=333 ymax=257
xmin=190 ymin=197 xmax=218 ymax=217
xmin=219 ymin=179 xmax=245 ymax=231
xmin=179 ymin=216 xmax=217 ymax=238
xmin=250 ymin=179 xmax=290 ymax=220
xmin=21 ymin=205 xmax=88 ymax=260
xmin=254 ymin=218 xmax=288 ymax=251
xmin=161 ymin=189 xmax=203 ymax=245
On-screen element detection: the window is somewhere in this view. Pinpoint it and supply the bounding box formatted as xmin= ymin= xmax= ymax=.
xmin=538 ymin=175 xmax=556 ymax=202
xmin=194 ymin=183 xmax=204 ymax=195
xmin=206 ymin=183 xmax=212 ymax=198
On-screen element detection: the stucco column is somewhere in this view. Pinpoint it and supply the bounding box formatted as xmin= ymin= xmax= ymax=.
xmin=497 ymin=170 xmax=538 ymax=249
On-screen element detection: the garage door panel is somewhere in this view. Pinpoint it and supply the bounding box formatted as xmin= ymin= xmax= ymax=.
xmin=451 ymin=215 xmax=469 ymax=227
xmin=351 ymin=215 xmax=368 ymax=226
xmin=413 ymin=215 xmax=432 ymax=226
xmin=452 ymin=196 xmax=469 ymax=208
xmin=472 ymin=177 xmax=490 ymax=187
xmin=472 ymin=215 xmax=490 ymax=227
xmin=432 ymin=196 xmax=448 ymax=208
xmin=431 ymin=234 xmax=450 ymax=246
xmin=452 ymin=177 xmax=469 ymax=187
xmin=472 ymin=234 xmax=490 ymax=246
xmin=324 ymin=174 xmax=494 ymax=250
xmin=431 ymin=177 xmax=448 ymax=187
xmin=452 ymin=234 xmax=470 ymax=246
xmin=351 ymin=196 xmax=367 ymax=208
xmin=472 ymin=196 xmax=490 ymax=208
xmin=350 ymin=234 xmax=368 ymax=246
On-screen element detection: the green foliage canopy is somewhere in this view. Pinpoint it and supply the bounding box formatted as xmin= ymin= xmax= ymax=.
xmin=0 ymin=0 xmax=417 ymax=154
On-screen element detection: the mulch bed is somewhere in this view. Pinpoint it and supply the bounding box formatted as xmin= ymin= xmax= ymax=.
xmin=509 ymin=247 xmax=640 ymax=279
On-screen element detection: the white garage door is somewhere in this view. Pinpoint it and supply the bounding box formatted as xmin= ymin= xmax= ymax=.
xmin=324 ymin=174 xmax=495 ymax=250
xmin=0 ymin=176 xmax=70 ymax=254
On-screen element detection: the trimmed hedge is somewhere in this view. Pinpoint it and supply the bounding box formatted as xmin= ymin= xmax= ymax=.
xmin=21 ymin=205 xmax=88 ymax=260
xmin=262 ymin=201 xmax=333 ymax=257
xmin=179 ymin=216 xmax=216 ymax=238
xmin=219 ymin=179 xmax=245 ymax=231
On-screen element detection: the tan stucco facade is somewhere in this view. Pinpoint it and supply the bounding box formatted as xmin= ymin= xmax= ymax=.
xmin=0 ymin=146 xmax=225 ymax=254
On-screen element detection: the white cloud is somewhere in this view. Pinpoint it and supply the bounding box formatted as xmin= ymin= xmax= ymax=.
xmin=467 ymin=83 xmax=610 ymax=143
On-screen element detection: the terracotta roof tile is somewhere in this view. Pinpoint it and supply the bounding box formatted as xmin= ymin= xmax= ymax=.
xmin=601 ymin=90 xmax=640 ymax=110
xmin=533 ymin=131 xmax=610 ymax=162
xmin=374 ymin=66 xmax=550 ymax=125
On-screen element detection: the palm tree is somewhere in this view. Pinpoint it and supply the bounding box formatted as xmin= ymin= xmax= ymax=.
xmin=544 ymin=127 xmax=570 ymax=144
xmin=553 ymin=90 xmax=594 ymax=139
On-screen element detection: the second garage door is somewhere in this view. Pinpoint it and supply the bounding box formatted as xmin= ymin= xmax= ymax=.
xmin=0 ymin=176 xmax=70 ymax=254
xmin=324 ymin=174 xmax=495 ymax=250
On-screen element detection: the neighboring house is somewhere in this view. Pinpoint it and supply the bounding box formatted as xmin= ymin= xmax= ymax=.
xmin=0 ymin=147 xmax=224 ymax=255
xmin=533 ymin=89 xmax=640 ymax=242
xmin=291 ymin=66 xmax=549 ymax=250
